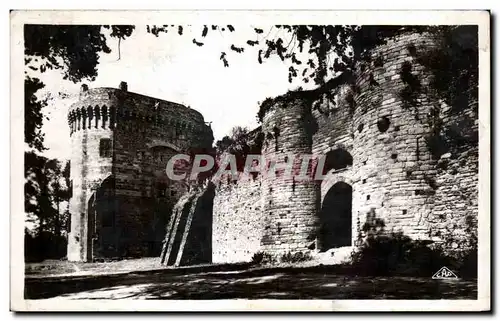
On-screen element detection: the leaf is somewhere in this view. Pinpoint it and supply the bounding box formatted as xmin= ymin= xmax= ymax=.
xmin=178 ymin=26 xmax=183 ymax=35
xmin=307 ymin=59 xmax=316 ymax=69
xmin=202 ymin=25 xmax=208 ymax=37
xmin=192 ymin=38 xmax=204 ymax=47
xmin=254 ymin=28 xmax=264 ymax=34
xmin=291 ymin=53 xmax=302 ymax=65
xmin=246 ymin=40 xmax=259 ymax=46
xmin=227 ymin=25 xmax=235 ymax=32
xmin=220 ymin=52 xmax=229 ymax=67
xmin=298 ymin=40 xmax=304 ymax=52
xmin=258 ymin=50 xmax=263 ymax=64
xmin=275 ymin=38 xmax=286 ymax=61
xmin=230 ymin=44 xmax=244 ymax=53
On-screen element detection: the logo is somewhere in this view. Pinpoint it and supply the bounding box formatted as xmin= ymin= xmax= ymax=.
xmin=432 ymin=266 xmax=458 ymax=280
xmin=164 ymin=153 xmax=343 ymax=182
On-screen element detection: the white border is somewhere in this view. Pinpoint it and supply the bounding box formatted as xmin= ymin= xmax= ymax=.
xmin=10 ymin=10 xmax=491 ymax=312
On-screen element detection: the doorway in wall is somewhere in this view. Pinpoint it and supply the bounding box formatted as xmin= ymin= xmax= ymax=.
xmin=319 ymin=181 xmax=353 ymax=251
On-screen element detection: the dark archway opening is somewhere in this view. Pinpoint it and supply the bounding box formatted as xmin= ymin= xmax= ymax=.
xmin=161 ymin=182 xmax=216 ymax=266
xmin=323 ymin=148 xmax=353 ymax=174
xmin=147 ymin=174 xmax=175 ymax=257
xmin=319 ymin=182 xmax=353 ymax=251
xmin=88 ymin=175 xmax=116 ymax=260
xmin=180 ymin=182 xmax=216 ymax=265
xmin=148 ymin=195 xmax=173 ymax=257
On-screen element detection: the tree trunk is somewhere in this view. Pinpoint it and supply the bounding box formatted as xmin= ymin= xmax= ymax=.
xmin=55 ymin=197 xmax=60 ymax=237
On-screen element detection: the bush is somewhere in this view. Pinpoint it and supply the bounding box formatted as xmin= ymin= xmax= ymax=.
xmin=251 ymin=251 xmax=277 ymax=265
xmin=351 ymin=231 xmax=450 ymax=276
xmin=433 ymin=214 xmax=478 ymax=278
xmin=280 ymin=251 xmax=313 ymax=264
xmin=251 ymin=250 xmax=313 ymax=265
xmin=351 ymin=213 xmax=477 ymax=278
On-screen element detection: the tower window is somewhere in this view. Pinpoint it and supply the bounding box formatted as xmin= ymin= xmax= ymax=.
xmin=99 ymin=138 xmax=112 ymax=158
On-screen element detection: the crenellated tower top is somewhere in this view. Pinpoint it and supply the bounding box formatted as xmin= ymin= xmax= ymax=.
xmin=67 ymin=81 xmax=212 ymax=140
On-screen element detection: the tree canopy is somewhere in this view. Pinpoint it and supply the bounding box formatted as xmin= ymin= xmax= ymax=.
xmin=24 ymin=24 xmax=135 ymax=151
xmin=25 ymin=151 xmax=71 ymax=236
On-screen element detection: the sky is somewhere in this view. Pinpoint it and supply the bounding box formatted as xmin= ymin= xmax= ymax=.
xmin=32 ymin=25 xmax=322 ymax=161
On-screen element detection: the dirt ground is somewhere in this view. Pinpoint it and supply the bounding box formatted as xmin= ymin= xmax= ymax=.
xmin=25 ymin=257 xmax=167 ymax=277
xmin=24 ymin=259 xmax=477 ymax=300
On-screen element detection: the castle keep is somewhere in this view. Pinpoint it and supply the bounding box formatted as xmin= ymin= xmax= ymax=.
xmin=67 ymin=82 xmax=213 ymax=262
xmin=68 ymin=29 xmax=478 ymax=265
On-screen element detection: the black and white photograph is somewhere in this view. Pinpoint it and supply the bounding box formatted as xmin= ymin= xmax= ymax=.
xmin=10 ymin=10 xmax=490 ymax=311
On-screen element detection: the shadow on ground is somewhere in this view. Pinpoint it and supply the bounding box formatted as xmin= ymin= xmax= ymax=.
xmin=25 ymin=264 xmax=477 ymax=300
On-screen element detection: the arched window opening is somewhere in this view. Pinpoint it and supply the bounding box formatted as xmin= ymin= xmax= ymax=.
xmin=323 ymin=148 xmax=353 ymax=174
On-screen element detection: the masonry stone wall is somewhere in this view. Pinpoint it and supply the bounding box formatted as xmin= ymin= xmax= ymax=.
xmin=111 ymin=87 xmax=211 ymax=257
xmin=311 ymin=84 xmax=354 ymax=157
xmin=430 ymin=101 xmax=479 ymax=247
xmin=345 ymin=31 xmax=478 ymax=246
xmin=348 ymin=32 xmax=444 ymax=241
xmin=212 ymin=177 xmax=263 ymax=263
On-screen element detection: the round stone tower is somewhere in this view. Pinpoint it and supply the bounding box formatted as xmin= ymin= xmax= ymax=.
xmin=67 ymin=84 xmax=115 ymax=262
xmin=350 ymin=31 xmax=445 ymax=241
xmin=260 ymin=95 xmax=318 ymax=256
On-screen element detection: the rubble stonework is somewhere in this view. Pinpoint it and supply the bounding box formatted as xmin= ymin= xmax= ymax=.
xmin=68 ymin=29 xmax=478 ymax=264
xmin=212 ymin=178 xmax=264 ymax=263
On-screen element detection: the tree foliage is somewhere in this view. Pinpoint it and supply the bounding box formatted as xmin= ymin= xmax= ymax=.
xmin=25 ymin=76 xmax=47 ymax=151
xmin=214 ymin=126 xmax=264 ymax=173
xmin=145 ymin=25 xmax=434 ymax=85
xmin=24 ymin=24 xmax=135 ymax=150
xmin=24 ymin=25 xmax=134 ymax=82
xmin=25 ymin=152 xmax=71 ymax=236
xmin=215 ymin=126 xmax=249 ymax=154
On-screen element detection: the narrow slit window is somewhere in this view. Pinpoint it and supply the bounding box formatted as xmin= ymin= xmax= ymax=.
xmin=99 ymin=138 xmax=112 ymax=158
